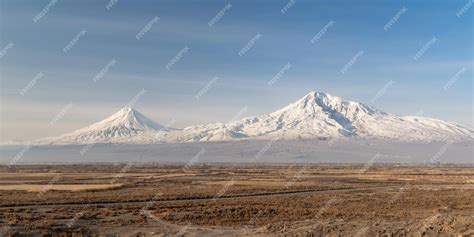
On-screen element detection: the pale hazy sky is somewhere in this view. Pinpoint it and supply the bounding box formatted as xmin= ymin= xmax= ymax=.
xmin=1 ymin=0 xmax=473 ymax=141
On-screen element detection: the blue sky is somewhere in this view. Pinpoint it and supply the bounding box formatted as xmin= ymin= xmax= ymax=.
xmin=1 ymin=0 xmax=473 ymax=140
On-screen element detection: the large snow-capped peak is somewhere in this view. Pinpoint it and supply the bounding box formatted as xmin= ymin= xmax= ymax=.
xmin=293 ymin=91 xmax=386 ymax=118
xmin=267 ymin=91 xmax=386 ymax=130
xmin=280 ymin=91 xmax=381 ymax=115
xmin=224 ymin=91 xmax=387 ymax=138
xmin=281 ymin=91 xmax=472 ymax=142
xmin=222 ymin=91 xmax=364 ymax=139
xmin=166 ymin=91 xmax=472 ymax=143
xmin=35 ymin=107 xmax=166 ymax=145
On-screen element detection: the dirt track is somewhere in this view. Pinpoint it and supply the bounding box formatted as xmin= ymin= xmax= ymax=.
xmin=0 ymin=186 xmax=396 ymax=209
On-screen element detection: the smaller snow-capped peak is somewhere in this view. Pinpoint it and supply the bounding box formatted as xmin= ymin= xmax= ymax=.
xmin=96 ymin=107 xmax=164 ymax=131
xmin=35 ymin=107 xmax=166 ymax=145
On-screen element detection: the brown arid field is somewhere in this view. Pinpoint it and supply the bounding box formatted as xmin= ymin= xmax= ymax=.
xmin=0 ymin=164 xmax=473 ymax=236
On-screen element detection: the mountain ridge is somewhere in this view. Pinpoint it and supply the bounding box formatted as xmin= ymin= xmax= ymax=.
xmin=16 ymin=91 xmax=474 ymax=145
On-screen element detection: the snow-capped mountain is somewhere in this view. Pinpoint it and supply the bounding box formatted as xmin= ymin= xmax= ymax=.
xmin=31 ymin=92 xmax=473 ymax=145
xmin=36 ymin=107 xmax=168 ymax=145
xmin=159 ymin=91 xmax=472 ymax=143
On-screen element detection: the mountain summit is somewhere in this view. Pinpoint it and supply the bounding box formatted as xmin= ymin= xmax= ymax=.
xmin=263 ymin=91 xmax=387 ymax=136
xmin=162 ymin=91 xmax=472 ymax=143
xmin=37 ymin=107 xmax=165 ymax=145
xmin=98 ymin=107 xmax=164 ymax=131
xmin=32 ymin=92 xmax=473 ymax=145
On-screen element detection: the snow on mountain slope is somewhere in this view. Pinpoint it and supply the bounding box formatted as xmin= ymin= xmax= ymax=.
xmin=168 ymin=92 xmax=356 ymax=142
xmin=35 ymin=108 xmax=168 ymax=145
xmin=161 ymin=91 xmax=472 ymax=143
xmin=30 ymin=91 xmax=473 ymax=145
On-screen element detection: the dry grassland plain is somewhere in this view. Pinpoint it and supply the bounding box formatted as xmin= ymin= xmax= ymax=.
xmin=0 ymin=164 xmax=473 ymax=236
